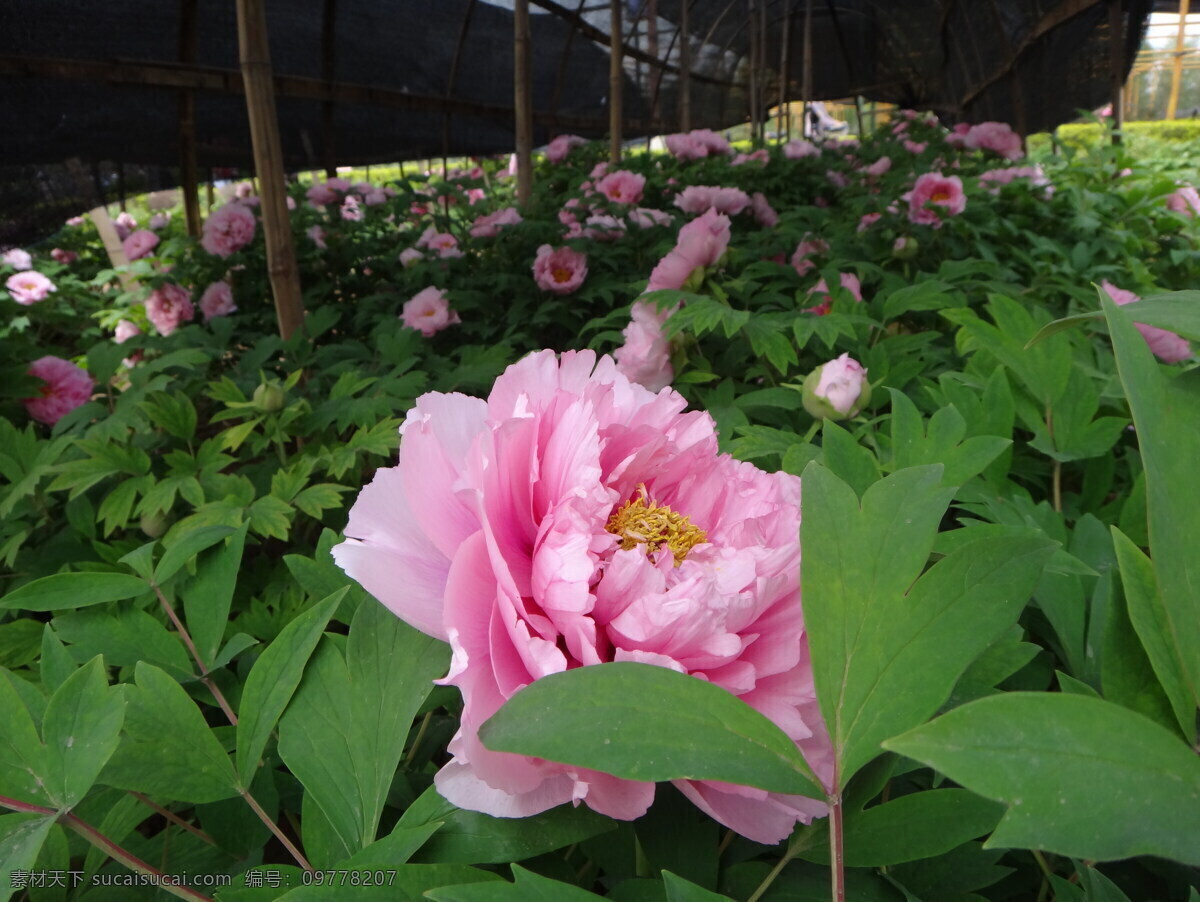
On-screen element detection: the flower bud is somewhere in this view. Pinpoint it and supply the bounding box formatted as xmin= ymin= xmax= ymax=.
xmin=801 ymin=354 xmax=871 ymax=420
xmin=140 ymin=511 xmax=169 ymax=538
xmin=253 ymin=383 xmax=286 ymax=412
xmin=891 ymin=236 xmax=919 ymax=260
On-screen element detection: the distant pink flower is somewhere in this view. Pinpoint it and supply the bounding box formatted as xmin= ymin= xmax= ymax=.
xmin=964 ymin=121 xmax=1024 ymax=160
xmin=615 ymin=301 xmax=675 ymax=390
xmin=865 ymin=156 xmax=892 ymax=177
xmin=199 ymin=282 xmax=237 ymax=321
xmin=673 ymin=185 xmax=750 ymax=216
xmin=2 ymin=249 xmax=32 ymax=270
xmin=51 ymin=248 xmax=78 ymax=265
xmin=307 ymin=225 xmax=327 ymax=249
xmin=790 ymin=236 xmax=830 ymax=277
xmin=333 ymin=349 xmax=831 ymax=844
xmin=1101 ymin=281 xmax=1191 ymax=363
xmin=826 ymin=170 xmax=849 ymax=188
xmin=979 ymin=165 xmax=1053 ymax=196
xmin=665 ymin=130 xmax=731 ymax=161
xmin=465 ymin=188 xmax=487 ymax=206
xmin=945 ymin=121 xmax=972 ymax=148
xmin=596 ymin=170 xmax=646 ymax=205
xmin=582 ymin=214 xmax=626 ymax=241
xmin=306 ymin=182 xmax=339 ymax=205
xmin=326 ymin=177 xmax=351 ymax=192
xmin=629 ymin=207 xmax=673 ymax=229
xmin=114 ymin=319 xmax=141 ymax=344
xmin=24 ymin=356 xmax=94 ymax=426
xmin=114 ymin=212 xmax=137 ymax=241
xmin=66 ymin=216 xmax=86 ymax=227
xmin=144 ymin=283 xmax=195 ymax=336
xmin=783 ymin=139 xmax=819 ymax=159
xmin=341 ymin=195 xmax=364 ymax=221
xmin=809 ymin=353 xmax=869 ymax=417
xmin=6 ymin=271 xmax=56 ymax=305
xmin=903 ymin=140 xmax=928 ymax=155
xmin=234 ymin=181 xmax=255 ymax=198
xmin=123 ymin=229 xmax=160 ymax=261
xmin=428 ymin=232 xmax=464 ymax=259
xmin=149 ymin=212 xmax=171 ymax=230
xmin=201 ymin=204 xmax=256 ymax=258
xmin=546 ymin=134 xmax=588 ymax=163
xmin=807 ymin=272 xmax=863 ymax=313
xmin=401 ymin=286 xmax=461 ymax=337
xmin=905 ymin=173 xmax=966 ymax=227
xmin=533 ymin=245 xmax=588 ymax=294
xmin=857 ymin=213 xmax=882 ymax=232
xmin=364 ymin=188 xmax=388 ymax=206
xmin=1166 ymin=186 xmax=1200 ymax=216
xmin=589 ymin=162 xmax=610 ymax=180
xmin=751 ymin=192 xmax=778 ymax=227
xmin=646 ymin=209 xmax=731 ymax=294
xmin=732 ymin=149 xmax=769 ymax=167
xmin=399 ymin=247 xmax=423 ymax=267
xmin=470 ymin=207 xmax=523 ymax=238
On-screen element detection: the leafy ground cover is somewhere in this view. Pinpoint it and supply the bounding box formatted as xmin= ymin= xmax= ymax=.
xmin=1 ymin=114 xmax=1199 ymax=902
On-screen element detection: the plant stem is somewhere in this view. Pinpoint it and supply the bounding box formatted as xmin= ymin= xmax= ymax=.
xmin=747 ymin=822 xmax=818 ymax=902
xmin=404 ymin=711 xmax=433 ymax=767
xmin=153 ymin=584 xmax=239 ymax=726
xmin=0 ymin=794 xmax=214 ymax=902
xmin=829 ymin=791 xmax=845 ymax=902
xmin=130 ymin=792 xmax=217 ymax=847
xmin=1044 ymin=407 xmax=1062 ymax=513
xmin=240 ymin=787 xmax=313 ymax=872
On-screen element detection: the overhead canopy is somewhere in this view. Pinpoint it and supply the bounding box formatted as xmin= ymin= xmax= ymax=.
xmin=1 ymin=0 xmax=1155 ymax=244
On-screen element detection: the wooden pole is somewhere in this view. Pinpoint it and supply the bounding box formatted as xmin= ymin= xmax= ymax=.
xmin=610 ymin=0 xmax=623 ymax=162
xmin=236 ymin=0 xmax=305 ymax=340
xmin=1168 ymin=0 xmax=1190 ymax=120
xmin=680 ymin=0 xmax=692 ymax=131
xmin=514 ymin=0 xmax=533 ymax=204
xmin=321 ymin=0 xmax=338 ymax=178
xmin=89 ymin=207 xmax=134 ymax=290
xmin=1109 ymin=0 xmax=1124 ymax=145
xmin=179 ymin=0 xmax=202 ymax=237
xmin=759 ymin=0 xmax=768 ymax=142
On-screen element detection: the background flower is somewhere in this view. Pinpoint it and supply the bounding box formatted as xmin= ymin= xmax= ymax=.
xmin=24 ymin=356 xmax=94 ymax=425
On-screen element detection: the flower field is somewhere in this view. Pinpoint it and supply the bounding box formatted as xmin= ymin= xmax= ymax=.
xmin=1 ymin=114 xmax=1199 ymax=901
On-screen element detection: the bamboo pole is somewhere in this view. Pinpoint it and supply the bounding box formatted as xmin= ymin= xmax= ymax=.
xmin=514 ymin=0 xmax=533 ymax=204
xmin=1168 ymin=0 xmax=1191 ymax=120
xmin=236 ymin=0 xmax=305 ymax=340
xmin=680 ymin=0 xmax=692 ymax=131
xmin=1109 ymin=0 xmax=1124 ymax=144
xmin=610 ymin=0 xmax=623 ymax=162
xmin=179 ymin=0 xmax=202 ymax=237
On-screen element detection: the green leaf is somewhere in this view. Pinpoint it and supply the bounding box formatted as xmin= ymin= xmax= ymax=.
xmin=425 ymin=864 xmax=598 ymax=902
xmin=479 ymin=662 xmax=822 ymax=798
xmin=41 ymin=656 xmax=125 ymax=809
xmin=881 ymin=280 xmax=956 ymax=320
xmin=887 ymin=390 xmax=1010 ymax=485
xmin=342 ymin=821 xmax=444 ymax=868
xmin=820 ymin=420 xmax=881 ymax=498
xmin=802 ymin=463 xmax=1055 ymax=787
xmin=800 ymin=789 xmax=1003 ymax=867
xmin=1029 ymin=291 xmax=1200 ymax=347
xmin=663 ymin=871 xmax=732 ymax=902
xmin=1101 ymin=289 xmax=1200 ymax=716
xmin=236 ymin=588 xmax=344 ymax=788
xmin=0 ymin=814 xmax=57 ymax=902
xmin=1111 ymin=528 xmax=1195 ymax=740
xmin=180 ymin=523 xmax=249 ymax=665
xmin=0 ymin=572 xmax=151 ymax=612
xmin=101 ymin=662 xmax=240 ymax=804
xmin=274 ymin=865 xmax=503 ymax=902
xmin=0 ymin=671 xmax=49 ymax=804
xmin=154 ymin=524 xmax=238 ymax=584
xmin=39 ymin=625 xmax=77 ymax=695
xmin=0 ymin=619 xmax=42 ymax=669
xmin=52 ymin=608 xmax=192 ymax=680
xmin=884 ymin=693 xmax=1200 ymax=865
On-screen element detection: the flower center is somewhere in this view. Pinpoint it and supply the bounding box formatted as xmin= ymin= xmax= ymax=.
xmin=605 ymin=484 xmax=707 ymax=566
xmin=930 ymin=190 xmax=951 ymax=203
xmin=552 ymin=267 xmax=573 ymax=283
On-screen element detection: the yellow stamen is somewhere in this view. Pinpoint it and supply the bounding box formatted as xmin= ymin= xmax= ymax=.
xmin=930 ymin=191 xmax=951 ymax=203
xmin=552 ymin=267 xmax=572 ymax=283
xmin=605 ymin=484 xmax=707 ymax=566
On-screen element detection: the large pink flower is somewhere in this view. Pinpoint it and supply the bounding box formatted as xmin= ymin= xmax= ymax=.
xmin=533 ymin=245 xmax=587 ymax=295
xmin=2 ymin=249 xmax=32 ymax=270
xmin=24 ymin=356 xmax=94 ymax=426
xmin=904 ymin=173 xmax=966 ymax=227
xmin=145 ymin=283 xmax=195 ymax=336
xmin=1165 ymin=186 xmax=1200 ymax=216
xmin=201 ymin=203 xmax=257 ymax=258
xmin=1101 ymin=281 xmax=1191 ymax=363
xmin=123 ymin=229 xmax=160 ymax=261
xmin=963 ymin=121 xmax=1024 ymax=161
xmin=646 ymin=209 xmax=731 ymax=293
xmin=334 ymin=350 xmax=831 ymax=843
xmin=6 ymin=271 xmax=56 ymax=305
xmin=614 ymin=301 xmax=675 ymax=391
xmin=595 ymin=171 xmax=646 ymax=206
xmin=401 ymin=286 xmax=461 ymax=337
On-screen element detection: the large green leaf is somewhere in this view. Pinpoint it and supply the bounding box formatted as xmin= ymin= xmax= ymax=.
xmin=884 ymin=693 xmax=1200 ymax=864
xmin=480 ymin=662 xmax=822 ymax=797
xmin=101 ymin=662 xmax=240 ymax=804
xmin=801 ymin=462 xmax=1054 ymax=787
xmin=0 ymin=671 xmax=48 ymax=805
xmin=1101 ymin=289 xmax=1200 ymax=716
xmin=41 ymin=656 xmax=124 ymax=809
xmin=177 ymin=522 xmax=248 ymax=665
xmin=274 ymin=864 xmax=503 ymax=901
xmin=0 ymin=813 xmax=57 ymax=902
xmin=425 ymin=864 xmax=599 ymax=902
xmin=236 ymin=589 xmax=344 ymax=788
xmin=0 ymin=572 xmax=150 ymax=612
xmin=1028 ymin=291 xmax=1200 ymax=347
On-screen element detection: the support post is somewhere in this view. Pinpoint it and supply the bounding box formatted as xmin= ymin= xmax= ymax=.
xmin=179 ymin=0 xmax=202 ymax=237
xmin=610 ymin=0 xmax=623 ymax=162
xmin=1168 ymin=0 xmax=1190 ymax=120
xmin=236 ymin=0 xmax=305 ymax=340
xmin=514 ymin=0 xmax=533 ymax=204
xmin=680 ymin=0 xmax=692 ymax=131
xmin=1108 ymin=0 xmax=1124 ymax=144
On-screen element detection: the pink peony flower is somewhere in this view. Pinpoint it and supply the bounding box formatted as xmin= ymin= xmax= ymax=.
xmin=673 ymin=185 xmax=750 ymax=216
xmin=595 ymin=170 xmax=646 ymax=206
xmin=629 ymin=207 xmax=672 ymax=229
xmin=963 ymin=121 xmax=1024 ymax=161
xmin=341 ymin=195 xmax=364 ymax=221
xmin=199 ymin=282 xmax=237 ymax=321
xmin=114 ymin=212 xmax=137 ymax=241
xmin=333 ymin=349 xmax=831 ymax=844
xmin=306 ymin=182 xmax=340 ymax=205
xmin=1101 ymin=281 xmax=1191 ymax=363
xmin=149 ymin=212 xmax=171 ymax=230
xmin=665 ymin=130 xmax=732 ymax=161
xmin=114 ymin=319 xmax=141 ymax=344
xmin=783 ymin=138 xmax=820 ymax=159
xmin=732 ymin=149 xmax=769 ymax=167
xmin=428 ymin=232 xmax=464 ymax=259
xmin=1165 ymin=186 xmax=1200 ymax=216
xmin=6 ymin=271 xmax=56 ymax=305
xmin=66 ymin=216 xmax=86 ymax=227
xmin=122 ymin=229 xmax=160 ymax=261
xmin=903 ymin=140 xmax=928 ymax=155
xmin=582 ymin=214 xmax=627 ymax=242
xmin=144 ymin=283 xmax=195 ymax=336
xmin=326 ymin=177 xmax=351 ymax=192
xmin=806 ymin=353 xmax=869 ymax=418
xmin=307 ymin=225 xmax=327 ymax=250
xmin=857 ymin=212 xmax=882 ymax=232
xmin=234 ymin=181 xmax=256 ymax=198
xmin=865 ymin=156 xmax=892 ymax=177
xmin=614 ymin=301 xmax=675 ymax=390
xmin=826 ymin=170 xmax=849 ymax=189
xmin=2 ymin=249 xmax=32 ymax=270
xmin=978 ymin=165 xmax=1053 ymax=197
xmin=51 ymin=248 xmax=78 ymax=265
xmin=533 ymin=245 xmax=588 ymax=294
xmin=24 ymin=356 xmax=94 ymax=426
xmin=401 ymin=286 xmax=461 ymax=337
xmin=546 ymin=134 xmax=588 ymax=163
xmin=945 ymin=121 xmax=972 ymax=148
xmin=790 ymin=236 xmax=830 ymax=277
xmin=904 ymin=173 xmax=966 ymax=227
xmin=751 ymin=192 xmax=778 ymax=227
xmin=807 ymin=273 xmax=863 ymax=314
xmin=201 ymin=203 xmax=257 ymax=258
